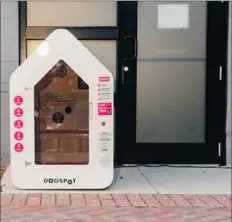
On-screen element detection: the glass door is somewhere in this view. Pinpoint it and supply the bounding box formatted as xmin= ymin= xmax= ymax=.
xmin=116 ymin=2 xmax=229 ymax=164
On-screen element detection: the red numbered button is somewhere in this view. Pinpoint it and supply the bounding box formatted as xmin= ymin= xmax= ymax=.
xmin=14 ymin=120 xmax=23 ymax=129
xmin=14 ymin=108 xmax=23 ymax=117
xmin=14 ymin=131 xmax=24 ymax=140
xmin=14 ymin=143 xmax=24 ymax=152
xmin=14 ymin=96 xmax=23 ymax=105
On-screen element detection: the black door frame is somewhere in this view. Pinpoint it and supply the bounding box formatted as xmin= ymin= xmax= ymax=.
xmin=116 ymin=2 xmax=229 ymax=165
xmin=116 ymin=2 xmax=137 ymax=165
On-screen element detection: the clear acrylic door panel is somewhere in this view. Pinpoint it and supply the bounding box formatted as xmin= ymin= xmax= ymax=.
xmin=34 ymin=60 xmax=89 ymax=165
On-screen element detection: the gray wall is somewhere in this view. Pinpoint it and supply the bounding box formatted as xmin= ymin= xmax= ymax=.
xmin=0 ymin=2 xmax=231 ymax=165
xmin=0 ymin=2 xmax=19 ymax=166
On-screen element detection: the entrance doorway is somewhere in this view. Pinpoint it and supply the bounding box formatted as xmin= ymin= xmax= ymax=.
xmin=19 ymin=2 xmax=229 ymax=165
xmin=116 ymin=2 xmax=229 ymax=164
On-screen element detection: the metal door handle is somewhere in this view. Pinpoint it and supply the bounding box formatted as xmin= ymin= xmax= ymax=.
xmin=124 ymin=36 xmax=137 ymax=61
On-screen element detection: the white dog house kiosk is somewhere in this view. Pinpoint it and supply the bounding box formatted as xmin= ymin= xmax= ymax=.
xmin=9 ymin=29 xmax=114 ymax=189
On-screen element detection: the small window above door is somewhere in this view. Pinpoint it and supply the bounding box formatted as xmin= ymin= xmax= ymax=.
xmin=27 ymin=2 xmax=117 ymax=27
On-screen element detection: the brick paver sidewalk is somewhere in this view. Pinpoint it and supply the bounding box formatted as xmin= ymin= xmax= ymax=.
xmin=1 ymin=194 xmax=231 ymax=221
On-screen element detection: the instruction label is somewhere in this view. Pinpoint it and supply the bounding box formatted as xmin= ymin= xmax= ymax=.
xmin=14 ymin=131 xmax=24 ymax=140
xmin=14 ymin=143 xmax=24 ymax=152
xmin=98 ymin=83 xmax=112 ymax=101
xmin=98 ymin=132 xmax=112 ymax=152
xmin=98 ymin=132 xmax=112 ymax=166
xmin=99 ymin=76 xmax=110 ymax=82
xmin=14 ymin=120 xmax=24 ymax=129
xmin=14 ymin=96 xmax=23 ymax=105
xmin=14 ymin=108 xmax=23 ymax=117
xmin=98 ymin=103 xmax=112 ymax=116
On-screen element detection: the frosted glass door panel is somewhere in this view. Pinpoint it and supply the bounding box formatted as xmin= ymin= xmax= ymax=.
xmin=27 ymin=2 xmax=117 ymax=26
xmin=137 ymin=62 xmax=205 ymax=143
xmin=137 ymin=2 xmax=206 ymax=143
xmin=137 ymin=2 xmax=206 ymax=59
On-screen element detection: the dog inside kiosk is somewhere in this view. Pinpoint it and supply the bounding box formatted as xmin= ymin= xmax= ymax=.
xmin=10 ymin=29 xmax=114 ymax=189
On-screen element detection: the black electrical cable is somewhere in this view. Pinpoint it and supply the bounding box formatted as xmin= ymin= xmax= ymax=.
xmin=114 ymin=164 xmax=232 ymax=169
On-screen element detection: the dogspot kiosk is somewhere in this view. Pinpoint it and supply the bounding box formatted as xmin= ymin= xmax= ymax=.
xmin=9 ymin=29 xmax=114 ymax=189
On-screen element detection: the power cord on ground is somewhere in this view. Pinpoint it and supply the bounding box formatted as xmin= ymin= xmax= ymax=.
xmin=114 ymin=164 xmax=232 ymax=169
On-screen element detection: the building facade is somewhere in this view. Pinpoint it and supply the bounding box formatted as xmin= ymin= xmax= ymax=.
xmin=1 ymin=1 xmax=231 ymax=166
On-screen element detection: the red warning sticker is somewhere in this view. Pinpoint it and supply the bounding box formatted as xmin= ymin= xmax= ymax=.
xmin=98 ymin=103 xmax=112 ymax=116
xmin=99 ymin=76 xmax=110 ymax=82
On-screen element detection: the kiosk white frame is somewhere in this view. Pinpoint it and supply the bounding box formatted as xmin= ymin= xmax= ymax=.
xmin=9 ymin=29 xmax=114 ymax=189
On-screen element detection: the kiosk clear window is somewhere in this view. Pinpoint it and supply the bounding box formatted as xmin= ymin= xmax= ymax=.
xmin=34 ymin=60 xmax=89 ymax=165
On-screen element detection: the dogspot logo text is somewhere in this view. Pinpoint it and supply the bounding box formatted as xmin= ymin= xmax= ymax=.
xmin=43 ymin=178 xmax=76 ymax=185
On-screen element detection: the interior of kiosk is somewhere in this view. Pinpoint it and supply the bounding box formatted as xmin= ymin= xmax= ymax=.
xmin=10 ymin=29 xmax=114 ymax=190
xmin=35 ymin=60 xmax=89 ymax=165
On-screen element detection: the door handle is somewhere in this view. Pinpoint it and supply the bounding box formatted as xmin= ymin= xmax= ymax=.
xmin=124 ymin=36 xmax=137 ymax=61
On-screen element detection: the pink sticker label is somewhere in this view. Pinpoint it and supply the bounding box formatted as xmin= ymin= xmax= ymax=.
xmin=14 ymin=120 xmax=24 ymax=129
xmin=14 ymin=143 xmax=24 ymax=152
xmin=99 ymin=77 xmax=110 ymax=82
xmin=14 ymin=131 xmax=24 ymax=140
xmin=14 ymin=96 xmax=23 ymax=105
xmin=98 ymin=103 xmax=112 ymax=116
xmin=14 ymin=108 xmax=23 ymax=117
